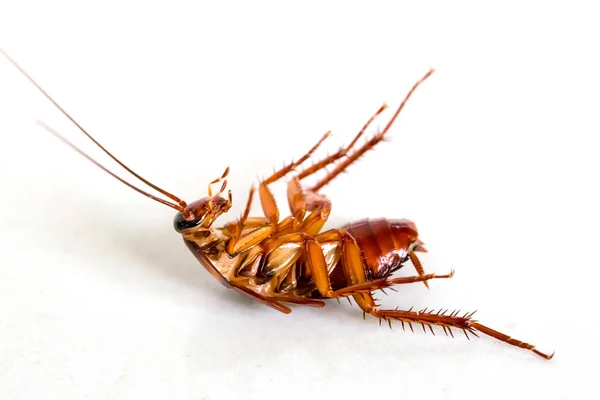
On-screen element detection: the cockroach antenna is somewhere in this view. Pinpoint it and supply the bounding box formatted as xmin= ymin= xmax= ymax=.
xmin=1 ymin=49 xmax=191 ymax=218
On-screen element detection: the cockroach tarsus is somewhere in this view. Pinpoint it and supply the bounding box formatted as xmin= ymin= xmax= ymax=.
xmin=1 ymin=49 xmax=554 ymax=360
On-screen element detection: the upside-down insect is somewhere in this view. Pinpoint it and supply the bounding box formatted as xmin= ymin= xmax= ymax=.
xmin=2 ymin=49 xmax=554 ymax=360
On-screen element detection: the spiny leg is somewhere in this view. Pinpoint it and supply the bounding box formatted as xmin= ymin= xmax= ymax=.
xmin=241 ymin=132 xmax=327 ymax=233
xmin=263 ymin=130 xmax=333 ymax=187
xmin=232 ymin=281 xmax=325 ymax=312
xmin=313 ymin=228 xmax=552 ymax=360
xmin=331 ymin=270 xmax=455 ymax=297
xmin=297 ymin=190 xmax=332 ymax=235
xmin=350 ymin=292 xmax=554 ymax=360
xmin=240 ymin=92 xmax=395 ymax=236
xmin=230 ymin=258 xmax=325 ymax=312
xmin=255 ymin=232 xmax=331 ymax=297
xmin=283 ymin=104 xmax=388 ymax=234
xmin=228 ymin=232 xmax=327 ymax=311
xmin=229 ymin=233 xmax=325 ymax=314
xmin=274 ymin=296 xmax=325 ymax=308
xmin=225 ymin=132 xmax=330 ymax=253
xmin=225 ymin=216 xmax=273 ymax=255
xmin=258 ymin=130 xmax=332 ymax=225
xmin=311 ymin=68 xmax=435 ymax=192
xmin=295 ymin=103 xmax=388 ymax=182
xmin=310 ymin=228 xmax=370 ymax=297
xmin=251 ymin=230 xmax=367 ymax=302
xmin=230 ymin=282 xmax=291 ymax=314
xmin=225 ymin=185 xmax=257 ymax=254
xmin=468 ymin=321 xmax=554 ymax=360
xmin=255 ymin=228 xmax=366 ymax=299
xmin=409 ymin=249 xmax=429 ymax=289
xmin=284 ymin=71 xmax=434 ymax=234
xmin=285 ymin=176 xmax=332 ymax=235
xmin=276 ymin=104 xmax=389 ymax=235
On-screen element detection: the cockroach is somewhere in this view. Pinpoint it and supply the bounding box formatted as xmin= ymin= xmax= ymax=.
xmin=1 ymin=49 xmax=554 ymax=360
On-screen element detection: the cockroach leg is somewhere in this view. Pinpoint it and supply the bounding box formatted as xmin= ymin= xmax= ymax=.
xmin=228 ymin=224 xmax=273 ymax=255
xmin=283 ymin=103 xmax=390 ymax=230
xmin=468 ymin=322 xmax=555 ymax=360
xmin=344 ymin=103 xmax=389 ymax=154
xmin=243 ymin=131 xmax=333 ymax=230
xmin=388 ymin=269 xmax=454 ymax=285
xmin=258 ymin=181 xmax=281 ymax=227
xmin=286 ymin=176 xmax=332 ymax=235
xmin=304 ymin=237 xmax=336 ymax=297
xmin=311 ymin=68 xmax=435 ymax=192
xmin=413 ymin=239 xmax=427 ymax=252
xmin=317 ymin=229 xmax=368 ymax=285
xmin=275 ymin=216 xmax=295 ymax=232
xmin=312 ymin=229 xmax=371 ymax=298
xmin=331 ymin=270 xmax=455 ymax=297
xmin=263 ymin=131 xmax=332 ymax=186
xmin=258 ymin=132 xmax=331 ymax=226
xmin=225 ymin=217 xmax=273 ymax=255
xmin=225 ymin=185 xmax=256 ymax=254
xmin=230 ymin=283 xmax=291 ymax=314
xmin=256 ymin=232 xmax=328 ymax=288
xmin=296 ymin=103 xmax=388 ymax=182
xmin=225 ymin=130 xmax=333 ymax=253
xmin=351 ymin=292 xmax=553 ymax=360
xmin=254 ymin=231 xmax=336 ymax=297
xmin=297 ymin=190 xmax=331 ymax=235
xmin=283 ymin=71 xmax=435 ymax=235
xmin=286 ymin=177 xmax=307 ymax=226
xmin=241 ymin=185 xmax=256 ymax=223
xmin=274 ymin=297 xmax=326 ymax=308
xmin=409 ymin=250 xmax=429 ymax=289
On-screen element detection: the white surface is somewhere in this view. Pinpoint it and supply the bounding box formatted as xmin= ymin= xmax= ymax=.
xmin=0 ymin=1 xmax=598 ymax=399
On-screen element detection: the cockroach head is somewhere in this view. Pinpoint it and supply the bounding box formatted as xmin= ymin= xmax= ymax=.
xmin=174 ymin=167 xmax=232 ymax=233
xmin=173 ymin=194 xmax=232 ymax=233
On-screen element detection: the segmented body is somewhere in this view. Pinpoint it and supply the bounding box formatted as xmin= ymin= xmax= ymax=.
xmin=182 ymin=218 xmax=422 ymax=299
xmin=342 ymin=218 xmax=420 ymax=281
xmin=316 ymin=218 xmax=423 ymax=294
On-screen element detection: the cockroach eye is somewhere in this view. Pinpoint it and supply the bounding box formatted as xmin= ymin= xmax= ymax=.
xmin=173 ymin=212 xmax=202 ymax=232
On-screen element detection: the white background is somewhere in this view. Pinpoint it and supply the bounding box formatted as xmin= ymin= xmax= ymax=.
xmin=1 ymin=1 xmax=598 ymax=399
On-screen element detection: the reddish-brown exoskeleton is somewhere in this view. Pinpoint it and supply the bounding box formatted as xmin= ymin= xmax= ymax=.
xmin=2 ymin=49 xmax=554 ymax=360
